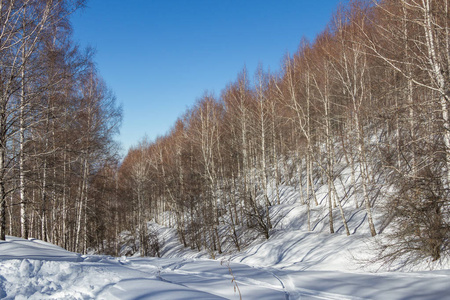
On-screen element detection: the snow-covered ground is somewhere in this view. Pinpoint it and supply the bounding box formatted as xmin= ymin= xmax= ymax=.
xmin=1 ymin=224 xmax=450 ymax=299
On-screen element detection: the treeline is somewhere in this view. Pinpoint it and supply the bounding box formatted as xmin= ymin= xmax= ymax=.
xmin=117 ymin=0 xmax=450 ymax=263
xmin=0 ymin=0 xmax=122 ymax=254
xmin=4 ymin=0 xmax=447 ymax=266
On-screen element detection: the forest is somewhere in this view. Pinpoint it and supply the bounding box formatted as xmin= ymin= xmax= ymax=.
xmin=0 ymin=0 xmax=122 ymax=252
xmin=1 ymin=0 xmax=449 ymax=268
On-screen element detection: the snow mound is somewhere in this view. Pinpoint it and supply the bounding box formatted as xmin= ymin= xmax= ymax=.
xmin=0 ymin=236 xmax=81 ymax=262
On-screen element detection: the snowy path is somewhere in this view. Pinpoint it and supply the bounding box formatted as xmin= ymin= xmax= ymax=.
xmin=98 ymin=257 xmax=287 ymax=299
xmin=1 ymin=236 xmax=450 ymax=299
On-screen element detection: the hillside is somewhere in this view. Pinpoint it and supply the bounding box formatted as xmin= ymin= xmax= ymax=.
xmin=1 ymin=174 xmax=450 ymax=298
xmin=133 ymin=163 xmax=447 ymax=272
xmin=1 ymin=208 xmax=450 ymax=299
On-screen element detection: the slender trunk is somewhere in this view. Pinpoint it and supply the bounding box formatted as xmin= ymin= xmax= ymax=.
xmin=75 ymin=154 xmax=88 ymax=252
xmin=20 ymin=47 xmax=27 ymax=239
xmin=309 ymin=157 xmax=319 ymax=206
xmin=41 ymin=157 xmax=48 ymax=242
xmin=272 ymin=105 xmax=281 ymax=205
xmin=402 ymin=1 xmax=416 ymax=174
xmin=356 ymin=117 xmax=377 ymax=236
xmin=324 ymin=81 xmax=334 ymax=234
xmin=62 ymin=145 xmax=67 ymax=248
xmin=331 ymin=179 xmax=350 ymax=236
xmin=0 ymin=136 xmax=6 ymax=239
xmin=8 ymin=193 xmax=13 ymax=236
xmin=422 ymin=0 xmax=450 ymax=186
xmin=298 ymin=153 xmax=305 ymax=204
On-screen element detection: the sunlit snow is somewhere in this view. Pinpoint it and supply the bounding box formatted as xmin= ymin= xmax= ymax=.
xmin=1 ymin=223 xmax=449 ymax=299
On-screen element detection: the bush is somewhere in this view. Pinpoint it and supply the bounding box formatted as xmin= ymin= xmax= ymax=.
xmin=378 ymin=167 xmax=450 ymax=268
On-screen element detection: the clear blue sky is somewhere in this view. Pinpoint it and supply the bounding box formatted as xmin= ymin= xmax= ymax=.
xmin=71 ymin=0 xmax=342 ymax=155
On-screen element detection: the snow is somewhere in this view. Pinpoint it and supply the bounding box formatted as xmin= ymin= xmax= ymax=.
xmin=0 ymin=236 xmax=81 ymax=262
xmin=1 ymin=232 xmax=450 ymax=299
xmin=0 ymin=237 xmax=285 ymax=299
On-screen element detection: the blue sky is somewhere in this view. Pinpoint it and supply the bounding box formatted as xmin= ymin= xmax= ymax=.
xmin=71 ymin=0 xmax=342 ymax=155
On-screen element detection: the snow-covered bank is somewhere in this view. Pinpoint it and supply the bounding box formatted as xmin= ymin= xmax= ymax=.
xmin=0 ymin=236 xmax=82 ymax=262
